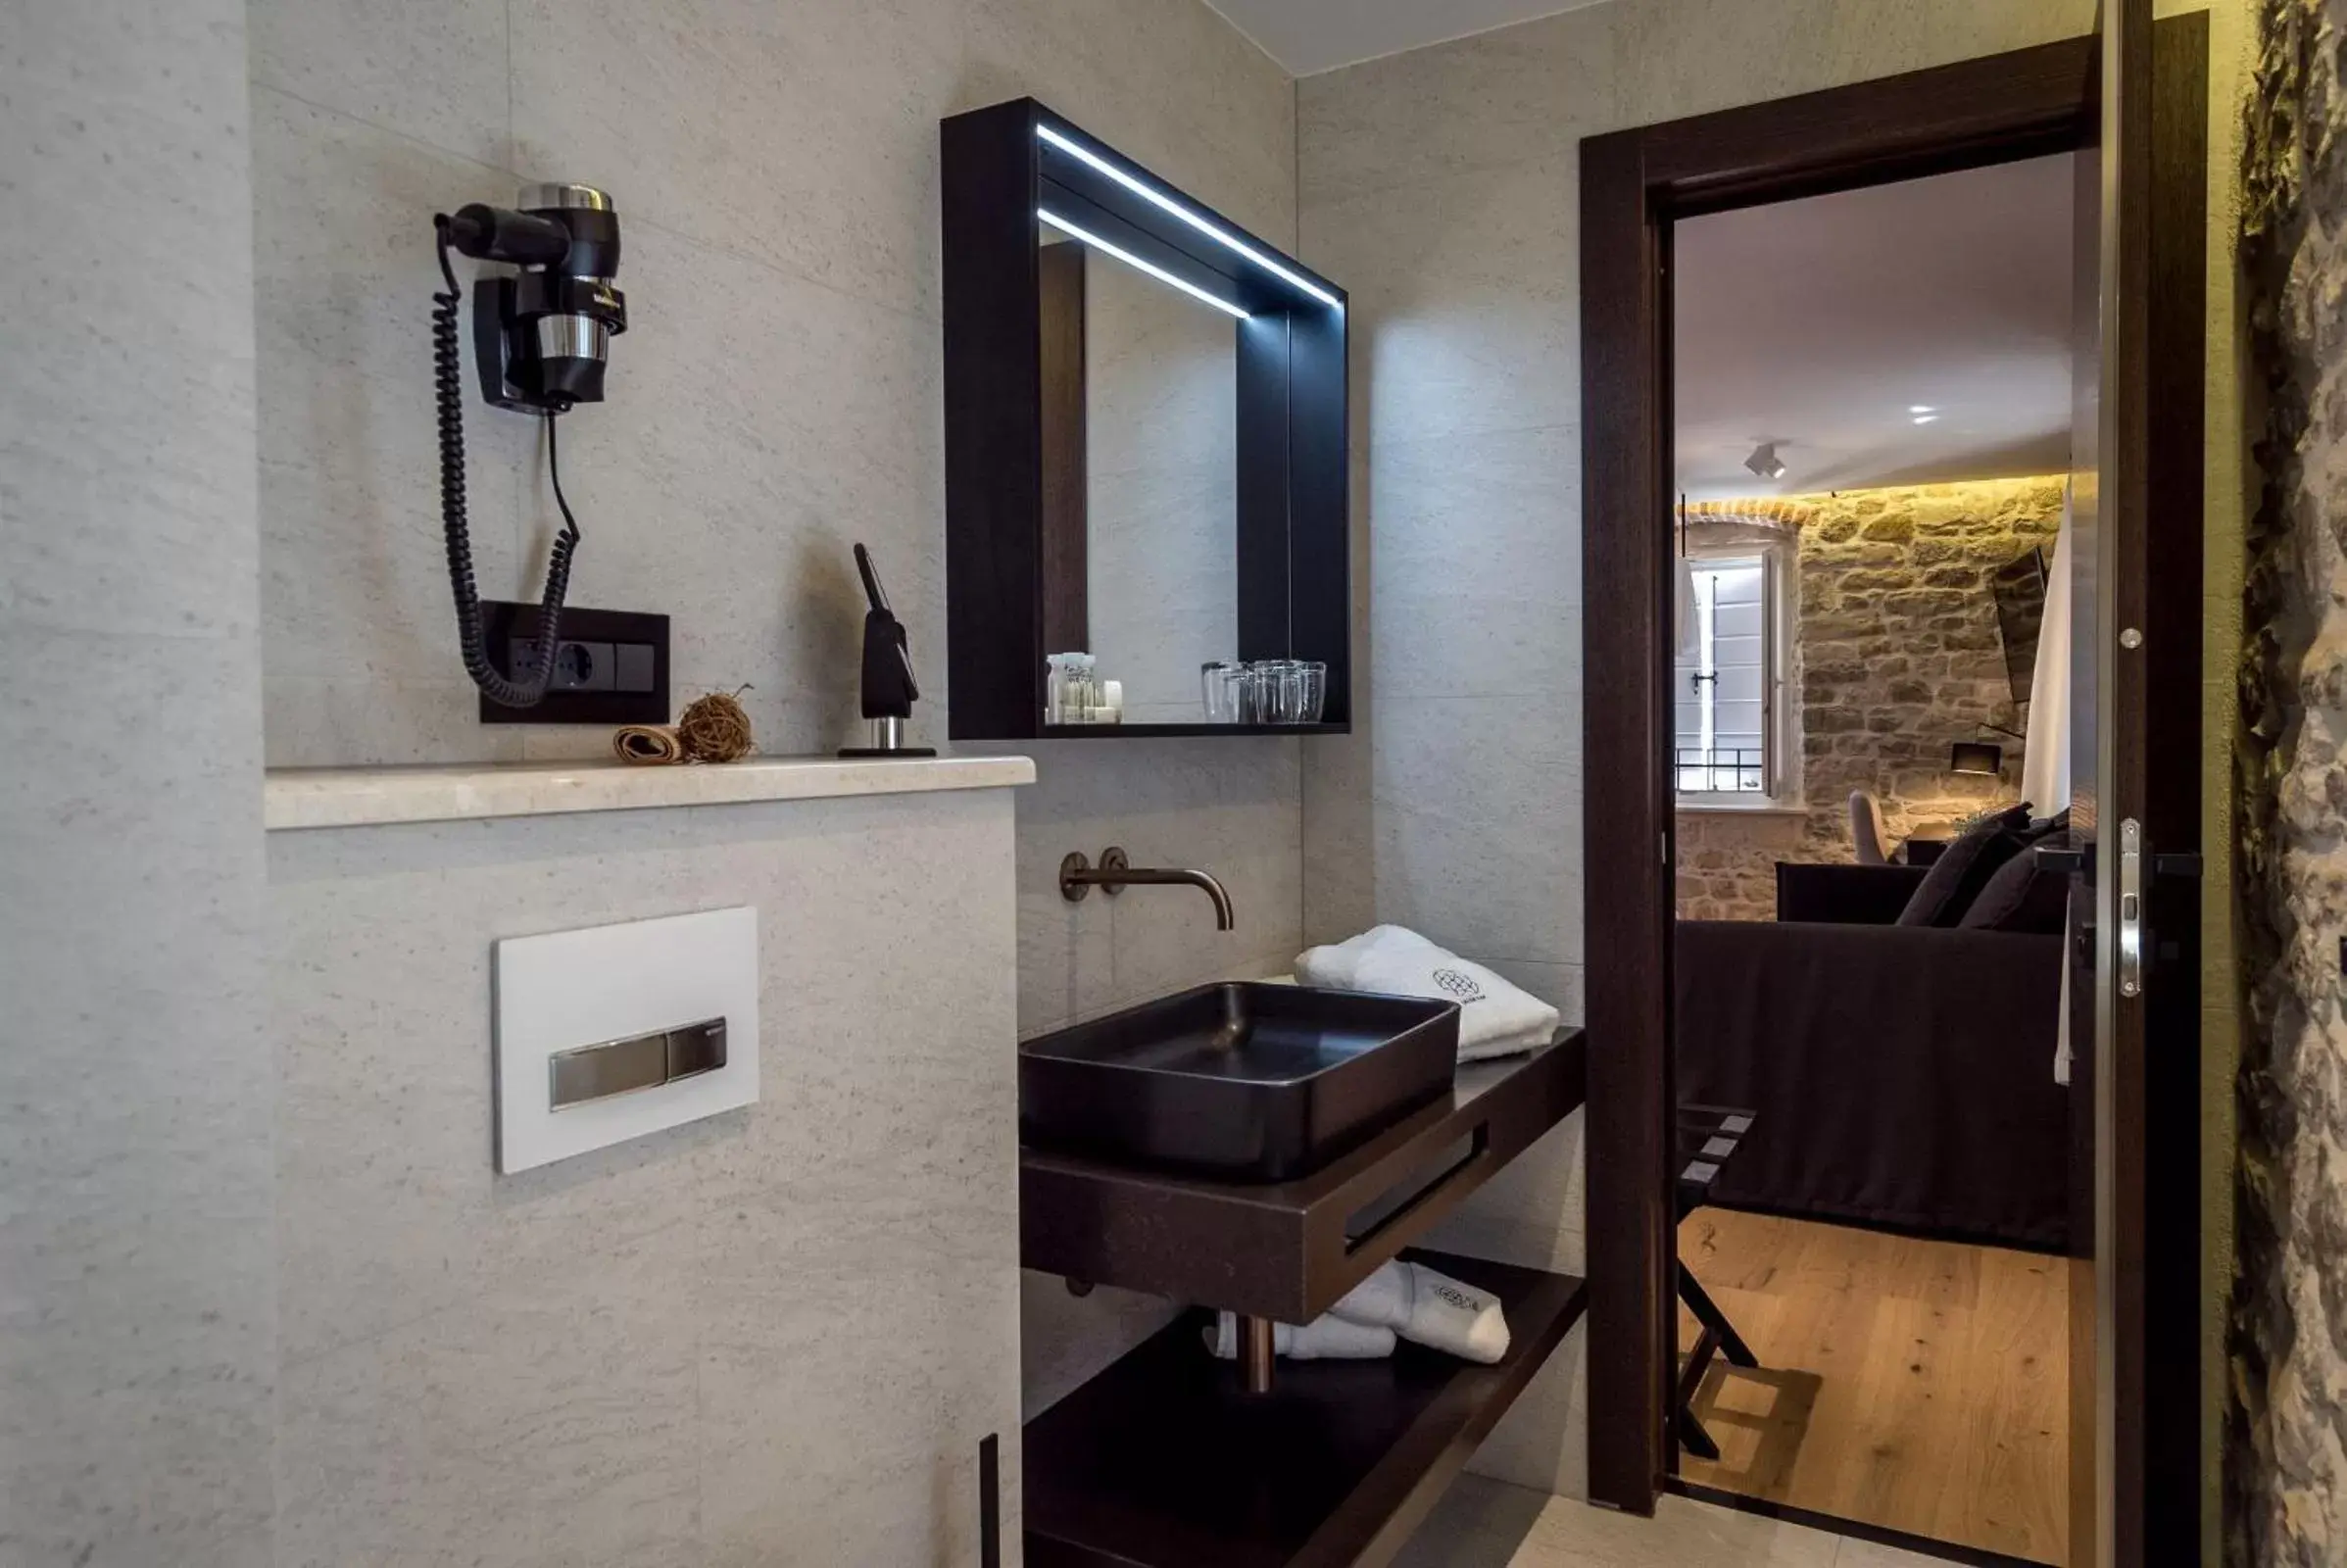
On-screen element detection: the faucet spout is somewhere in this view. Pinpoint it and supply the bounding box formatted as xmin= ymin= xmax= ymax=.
xmin=1058 ymin=848 xmax=1236 ymax=931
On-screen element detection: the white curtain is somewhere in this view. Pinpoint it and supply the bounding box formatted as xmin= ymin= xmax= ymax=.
xmin=2022 ymin=484 xmax=2074 ymax=816
xmin=2029 ymin=483 xmax=2077 ymax=1085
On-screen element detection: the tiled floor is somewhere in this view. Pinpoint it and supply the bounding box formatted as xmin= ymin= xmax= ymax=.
xmin=1392 ymin=1475 xmax=1951 ymax=1567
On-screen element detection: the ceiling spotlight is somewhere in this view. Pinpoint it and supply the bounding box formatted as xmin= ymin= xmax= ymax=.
xmin=1744 ymin=442 xmax=1787 ymax=481
xmin=1908 ymin=404 xmax=1937 ymax=415
xmin=1912 ymin=413 xmax=1941 ymax=425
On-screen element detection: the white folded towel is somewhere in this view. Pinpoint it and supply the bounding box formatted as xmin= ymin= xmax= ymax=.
xmin=1328 ymin=1260 xmax=1511 ymax=1364
xmin=1296 ymin=926 xmax=1558 ymax=1060
xmin=1202 ymin=1310 xmax=1396 ymax=1361
xmin=1293 ymin=924 xmax=1439 ymax=988
xmin=1453 ymin=1019 xmax=1561 ymax=1065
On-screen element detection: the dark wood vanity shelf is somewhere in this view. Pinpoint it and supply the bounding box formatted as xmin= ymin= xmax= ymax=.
xmin=1021 ymin=1034 xmax=1589 ymax=1568
xmin=1024 ymin=1032 xmax=1585 ymax=1323
xmin=1024 ymin=1251 xmax=1588 ymax=1568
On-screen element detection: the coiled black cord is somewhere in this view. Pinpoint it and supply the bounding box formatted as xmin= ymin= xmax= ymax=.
xmin=433 ymin=215 xmax=580 ymax=708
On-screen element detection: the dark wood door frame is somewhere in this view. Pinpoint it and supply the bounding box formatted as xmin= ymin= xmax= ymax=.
xmin=1577 ymin=22 xmax=2207 ymax=1529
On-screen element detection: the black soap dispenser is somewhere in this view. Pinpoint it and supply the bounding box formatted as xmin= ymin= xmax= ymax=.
xmin=839 ymin=542 xmax=935 ymax=758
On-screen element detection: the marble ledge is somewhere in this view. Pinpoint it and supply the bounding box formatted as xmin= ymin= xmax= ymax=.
xmin=265 ymin=754 xmax=1036 ymax=831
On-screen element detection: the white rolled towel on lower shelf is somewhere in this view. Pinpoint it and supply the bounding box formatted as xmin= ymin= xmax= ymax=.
xmin=1328 ymin=1260 xmax=1511 ymax=1364
xmin=1202 ymin=1311 xmax=1396 ymax=1361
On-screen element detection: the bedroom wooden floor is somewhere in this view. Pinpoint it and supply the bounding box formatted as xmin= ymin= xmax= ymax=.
xmin=1676 ymin=1208 xmax=2070 ymax=1566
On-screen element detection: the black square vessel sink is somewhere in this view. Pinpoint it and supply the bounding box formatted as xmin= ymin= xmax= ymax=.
xmin=1018 ymin=982 xmax=1461 ymax=1182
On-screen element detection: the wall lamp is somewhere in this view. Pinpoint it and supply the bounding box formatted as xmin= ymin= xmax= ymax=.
xmin=1950 ymin=741 xmax=2005 ymax=777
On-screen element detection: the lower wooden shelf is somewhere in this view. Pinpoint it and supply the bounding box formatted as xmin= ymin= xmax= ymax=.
xmin=1023 ymin=1250 xmax=1589 ymax=1568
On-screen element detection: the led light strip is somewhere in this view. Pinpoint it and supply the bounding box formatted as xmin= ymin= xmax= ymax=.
xmin=1037 ymin=209 xmax=1251 ymax=319
xmin=1038 ymin=123 xmax=1342 ymax=310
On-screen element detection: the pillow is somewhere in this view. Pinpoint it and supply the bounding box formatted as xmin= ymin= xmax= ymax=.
xmin=1895 ymin=805 xmax=2034 ymax=927
xmin=1958 ymin=844 xmax=2072 ymax=934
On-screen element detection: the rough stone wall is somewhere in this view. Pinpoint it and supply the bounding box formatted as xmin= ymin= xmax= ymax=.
xmin=2229 ymin=1 xmax=2347 ymax=1561
xmin=1676 ymin=476 xmax=2065 ymax=920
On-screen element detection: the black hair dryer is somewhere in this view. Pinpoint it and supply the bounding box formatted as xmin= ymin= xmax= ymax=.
xmin=839 ymin=543 xmax=935 ymax=759
xmin=430 ymin=184 xmax=628 ymax=707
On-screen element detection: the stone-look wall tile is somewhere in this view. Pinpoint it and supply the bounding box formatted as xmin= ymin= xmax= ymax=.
xmin=269 ymin=811 xmax=706 ymax=1363
xmin=248 ymin=0 xmax=510 ymax=167
xmin=1369 ymin=426 xmax=1583 ymax=702
xmin=245 ymin=0 xmax=1304 ymax=1492
xmin=1605 ymin=0 xmax=2091 ymax=130
xmin=963 ymin=0 xmax=1296 ymax=244
xmin=1302 ymin=158 xmax=1581 ymax=451
xmin=269 ymin=790 xmax=1022 ymax=1563
xmin=1296 ymin=3 xmax=2127 ymax=1503
xmin=1014 ymin=739 xmax=1304 ymax=1032
xmin=275 ymin=1226 xmax=703 ymax=1568
xmin=1296 ymin=8 xmax=1622 ymax=207
xmin=1464 ymin=1324 xmax=1589 ymax=1499
xmin=1100 ymin=743 xmax=1305 ymax=1004
xmin=1 ymin=633 xmax=275 ymax=1565
xmin=1020 ymin=1271 xmax=1185 ymax=1416
xmin=1352 ymin=696 xmax=1582 ymax=968
xmin=511 ymin=0 xmax=964 ymax=320
xmin=1302 ymin=713 xmax=1379 ymax=946
xmin=2 ymin=3 xmax=273 ymax=1563
xmin=250 ymin=91 xmax=533 ymax=699
xmin=3 ymin=14 xmax=264 ymax=641
xmin=266 ymin=675 xmax=528 ymax=768
xmin=697 ymin=1159 xmax=1018 ymax=1567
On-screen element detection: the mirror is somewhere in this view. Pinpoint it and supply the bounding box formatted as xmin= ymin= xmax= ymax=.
xmin=1039 ymin=234 xmax=1239 ymax=723
xmin=940 ymin=99 xmax=1349 ymax=740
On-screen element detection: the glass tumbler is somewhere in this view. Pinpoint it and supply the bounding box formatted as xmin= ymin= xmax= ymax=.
xmin=1200 ymin=662 xmax=1243 ymax=723
xmin=1235 ymin=662 xmax=1268 ymax=724
xmin=1298 ymin=661 xmax=1329 ymax=723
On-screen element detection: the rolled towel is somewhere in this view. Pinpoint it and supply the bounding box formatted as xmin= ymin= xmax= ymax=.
xmin=1202 ymin=1311 xmax=1396 ymax=1362
xmin=1328 ymin=1260 xmax=1511 ymax=1364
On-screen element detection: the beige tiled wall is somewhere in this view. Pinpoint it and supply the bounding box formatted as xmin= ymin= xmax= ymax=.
xmin=268 ymin=791 xmax=1021 ymax=1564
xmin=242 ymin=0 xmax=1305 ymax=1509
xmin=1 ymin=4 xmax=275 ymax=1563
xmin=1294 ymin=0 xmax=2106 ymax=1499
xmin=246 ymin=0 xmax=1293 ymax=769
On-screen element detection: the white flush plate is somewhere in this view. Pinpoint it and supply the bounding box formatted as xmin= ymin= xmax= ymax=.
xmin=494 ymin=906 xmax=759 ymax=1174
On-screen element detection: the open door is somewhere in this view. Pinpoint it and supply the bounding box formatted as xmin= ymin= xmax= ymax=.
xmin=2061 ymin=3 xmax=2205 ymax=1563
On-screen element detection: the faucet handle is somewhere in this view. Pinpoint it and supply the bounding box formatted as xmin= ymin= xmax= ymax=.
xmin=1058 ymin=847 xmax=1130 ymax=902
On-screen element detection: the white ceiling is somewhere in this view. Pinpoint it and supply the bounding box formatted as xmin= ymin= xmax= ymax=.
xmin=1674 ymin=154 xmax=2078 ymax=502
xmin=1203 ymin=0 xmax=1609 ymax=75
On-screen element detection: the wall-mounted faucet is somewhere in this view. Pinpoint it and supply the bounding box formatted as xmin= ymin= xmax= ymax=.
xmin=1059 ymin=848 xmax=1235 ymax=931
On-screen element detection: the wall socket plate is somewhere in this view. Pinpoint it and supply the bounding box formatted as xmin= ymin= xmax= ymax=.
xmin=478 ymin=601 xmax=668 ymax=724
